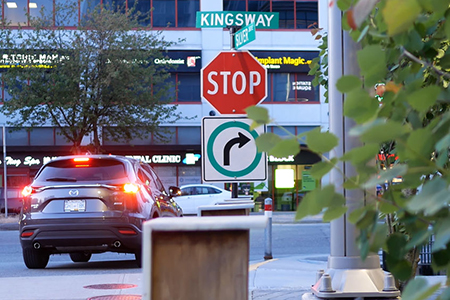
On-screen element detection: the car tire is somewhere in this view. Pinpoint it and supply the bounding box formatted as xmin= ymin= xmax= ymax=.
xmin=23 ymin=248 xmax=49 ymax=269
xmin=134 ymin=251 xmax=142 ymax=268
xmin=69 ymin=252 xmax=92 ymax=263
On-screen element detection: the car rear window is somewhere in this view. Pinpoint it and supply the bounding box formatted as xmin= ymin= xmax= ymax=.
xmin=36 ymin=158 xmax=128 ymax=182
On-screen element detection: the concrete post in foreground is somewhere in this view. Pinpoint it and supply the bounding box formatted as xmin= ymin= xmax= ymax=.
xmin=302 ymin=2 xmax=400 ymax=299
xmin=142 ymin=216 xmax=267 ymax=300
xmin=264 ymin=197 xmax=273 ymax=260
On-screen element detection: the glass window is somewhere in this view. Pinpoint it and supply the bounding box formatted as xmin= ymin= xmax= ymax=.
xmin=272 ymin=73 xmax=290 ymax=102
xmin=153 ymin=126 xmax=176 ymax=144
xmin=29 ymin=0 xmax=54 ymax=24
xmin=56 ymin=0 xmax=79 ymax=27
xmin=80 ymin=0 xmax=101 ymax=24
xmin=223 ymin=0 xmax=246 ymax=11
xmin=4 ymin=0 xmax=28 ymax=26
xmin=7 ymin=128 xmax=28 ymax=146
xmin=178 ymin=166 xmax=201 ymax=185
xmin=177 ymin=73 xmax=200 ymax=102
xmin=153 ymin=166 xmax=177 ymax=191
xmin=248 ymin=0 xmax=270 ymax=11
xmin=273 ymin=1 xmax=295 ymax=29
xmin=158 ymin=74 xmax=176 ymax=102
xmin=296 ymin=1 xmax=317 ymax=29
xmin=178 ymin=127 xmax=200 ymax=145
xmin=55 ymin=128 xmax=72 ymax=146
xmin=177 ymin=0 xmax=199 ymax=27
xmin=30 ymin=127 xmax=54 ymax=146
xmin=271 ymin=126 xmax=295 ymax=137
xmin=103 ymin=0 xmax=126 ymax=13
xmin=128 ymin=0 xmax=151 ymax=26
xmin=152 ymin=0 xmax=175 ymax=27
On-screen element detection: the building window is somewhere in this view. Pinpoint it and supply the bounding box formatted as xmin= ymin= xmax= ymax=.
xmin=178 ymin=127 xmax=201 ymax=145
xmin=30 ymin=128 xmax=54 ymax=146
xmin=223 ymin=0 xmax=318 ymax=29
xmin=176 ymin=73 xmax=201 ymax=102
xmin=266 ymin=73 xmax=318 ymax=102
xmin=2 ymin=0 xmax=199 ymax=28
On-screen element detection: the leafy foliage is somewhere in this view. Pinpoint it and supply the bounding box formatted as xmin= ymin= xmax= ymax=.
xmin=248 ymin=0 xmax=450 ymax=296
xmin=0 ymin=2 xmax=183 ymax=153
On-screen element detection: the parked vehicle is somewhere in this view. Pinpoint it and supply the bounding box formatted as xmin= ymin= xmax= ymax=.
xmin=19 ymin=155 xmax=182 ymax=269
xmin=173 ymin=184 xmax=232 ymax=215
xmin=0 ymin=188 xmax=23 ymax=214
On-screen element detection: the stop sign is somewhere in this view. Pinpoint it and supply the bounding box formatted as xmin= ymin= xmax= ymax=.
xmin=201 ymin=51 xmax=267 ymax=114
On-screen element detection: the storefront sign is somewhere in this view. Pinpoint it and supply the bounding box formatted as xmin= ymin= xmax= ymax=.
xmin=0 ymin=152 xmax=201 ymax=168
xmin=155 ymin=51 xmax=202 ymax=72
xmin=251 ymin=51 xmax=319 ymax=73
xmin=0 ymin=51 xmax=70 ymax=71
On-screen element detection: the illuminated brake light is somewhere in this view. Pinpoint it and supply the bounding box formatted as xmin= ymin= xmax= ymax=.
xmin=75 ymin=164 xmax=90 ymax=168
xmin=124 ymin=183 xmax=139 ymax=194
xmin=21 ymin=231 xmax=34 ymax=237
xmin=119 ymin=229 xmax=137 ymax=235
xmin=22 ymin=186 xmax=33 ymax=197
xmin=73 ymin=157 xmax=90 ymax=162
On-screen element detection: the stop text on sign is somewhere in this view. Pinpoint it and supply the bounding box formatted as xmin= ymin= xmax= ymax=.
xmin=206 ymin=71 xmax=261 ymax=95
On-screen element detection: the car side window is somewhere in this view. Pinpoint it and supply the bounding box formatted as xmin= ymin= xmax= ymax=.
xmin=181 ymin=187 xmax=194 ymax=196
xmin=208 ymin=187 xmax=221 ymax=194
xmin=141 ymin=163 xmax=167 ymax=195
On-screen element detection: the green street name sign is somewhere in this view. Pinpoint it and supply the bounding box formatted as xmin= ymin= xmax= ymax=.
xmin=196 ymin=11 xmax=279 ymax=29
xmin=234 ymin=23 xmax=256 ymax=49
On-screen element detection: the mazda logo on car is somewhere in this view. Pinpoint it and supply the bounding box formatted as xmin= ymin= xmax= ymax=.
xmin=69 ymin=189 xmax=79 ymax=196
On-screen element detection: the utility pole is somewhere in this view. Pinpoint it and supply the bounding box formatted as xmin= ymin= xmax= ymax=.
xmin=302 ymin=3 xmax=400 ymax=300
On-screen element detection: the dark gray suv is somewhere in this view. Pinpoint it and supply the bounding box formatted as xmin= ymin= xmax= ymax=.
xmin=19 ymin=155 xmax=182 ymax=269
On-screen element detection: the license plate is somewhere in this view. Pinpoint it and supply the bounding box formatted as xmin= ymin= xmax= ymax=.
xmin=64 ymin=200 xmax=86 ymax=212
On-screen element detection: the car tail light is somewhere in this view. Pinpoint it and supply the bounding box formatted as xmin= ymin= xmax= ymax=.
xmin=22 ymin=186 xmax=33 ymax=197
xmin=119 ymin=228 xmax=137 ymax=235
xmin=123 ymin=183 xmax=139 ymax=194
xmin=73 ymin=157 xmax=90 ymax=162
xmin=21 ymin=230 xmax=34 ymax=238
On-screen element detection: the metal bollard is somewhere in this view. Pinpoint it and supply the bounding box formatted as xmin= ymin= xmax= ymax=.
xmin=264 ymin=198 xmax=273 ymax=260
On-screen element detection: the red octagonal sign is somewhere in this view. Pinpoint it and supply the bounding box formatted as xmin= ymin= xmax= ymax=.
xmin=201 ymin=51 xmax=267 ymax=114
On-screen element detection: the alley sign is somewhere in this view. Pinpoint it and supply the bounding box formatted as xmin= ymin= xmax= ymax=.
xmin=196 ymin=11 xmax=279 ymax=29
xmin=201 ymin=51 xmax=267 ymax=114
xmin=202 ymin=117 xmax=267 ymax=182
xmin=234 ymin=23 xmax=256 ymax=49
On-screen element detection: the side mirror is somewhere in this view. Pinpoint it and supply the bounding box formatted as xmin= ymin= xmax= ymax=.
xmin=169 ymin=186 xmax=181 ymax=197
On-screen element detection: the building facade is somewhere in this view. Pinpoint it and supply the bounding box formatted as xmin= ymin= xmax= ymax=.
xmin=0 ymin=0 xmax=328 ymax=211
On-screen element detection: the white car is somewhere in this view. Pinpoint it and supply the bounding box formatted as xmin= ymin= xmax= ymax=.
xmin=174 ymin=184 xmax=232 ymax=215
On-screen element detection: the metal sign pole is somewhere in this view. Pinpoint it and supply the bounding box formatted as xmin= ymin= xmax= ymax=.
xmin=3 ymin=126 xmax=7 ymax=218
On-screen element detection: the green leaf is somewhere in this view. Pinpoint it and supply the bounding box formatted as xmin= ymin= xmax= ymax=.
xmin=407 ymin=177 xmax=450 ymax=216
xmin=305 ymin=128 xmax=338 ymax=153
xmin=401 ymin=278 xmax=441 ymax=300
xmin=246 ymin=106 xmax=270 ymax=128
xmin=255 ymin=133 xmax=282 ymax=152
xmin=436 ymin=133 xmax=450 ymax=153
xmin=348 ymin=206 xmax=367 ymax=224
xmin=378 ymin=201 xmax=398 ymax=214
xmin=404 ymin=127 xmax=434 ymax=160
xmin=383 ymin=0 xmax=422 ymax=36
xmin=355 ymin=209 xmax=378 ymax=229
xmin=387 ymin=233 xmax=408 ymax=259
xmin=323 ymin=205 xmax=348 ymax=222
xmin=407 ymin=86 xmax=441 ymax=113
xmin=295 ymin=185 xmax=343 ymax=220
xmin=357 ymin=45 xmax=387 ymax=85
xmin=310 ymin=158 xmax=337 ymax=179
xmin=341 ymin=143 xmax=380 ymax=165
xmin=433 ymin=219 xmax=450 ymax=251
xmin=405 ymin=230 xmax=431 ymax=251
xmin=336 ymin=75 xmax=362 ymax=93
xmin=350 ymin=119 xmax=410 ymax=143
xmin=269 ymin=138 xmax=300 ymax=158
xmin=343 ymin=88 xmax=379 ymax=124
xmin=363 ymin=165 xmax=408 ymax=188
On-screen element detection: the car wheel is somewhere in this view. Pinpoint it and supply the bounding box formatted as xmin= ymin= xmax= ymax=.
xmin=134 ymin=251 xmax=142 ymax=268
xmin=69 ymin=252 xmax=92 ymax=263
xmin=23 ymin=248 xmax=49 ymax=269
